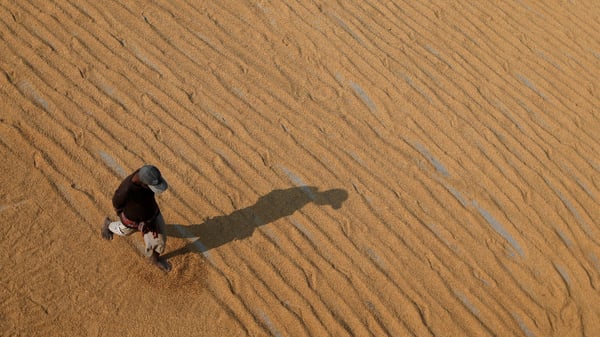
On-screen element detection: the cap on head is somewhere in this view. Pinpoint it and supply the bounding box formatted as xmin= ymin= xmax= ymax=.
xmin=138 ymin=165 xmax=168 ymax=194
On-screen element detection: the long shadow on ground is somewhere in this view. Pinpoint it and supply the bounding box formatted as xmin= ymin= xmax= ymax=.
xmin=163 ymin=186 xmax=348 ymax=260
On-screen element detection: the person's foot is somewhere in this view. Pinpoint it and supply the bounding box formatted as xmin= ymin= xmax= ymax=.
xmin=148 ymin=251 xmax=171 ymax=272
xmin=101 ymin=217 xmax=113 ymax=240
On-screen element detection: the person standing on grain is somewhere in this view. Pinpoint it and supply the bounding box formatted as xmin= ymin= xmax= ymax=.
xmin=101 ymin=164 xmax=170 ymax=272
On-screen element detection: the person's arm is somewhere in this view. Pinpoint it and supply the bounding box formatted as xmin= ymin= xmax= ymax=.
xmin=112 ymin=177 xmax=131 ymax=215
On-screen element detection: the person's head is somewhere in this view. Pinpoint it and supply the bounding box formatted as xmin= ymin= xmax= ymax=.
xmin=137 ymin=165 xmax=168 ymax=194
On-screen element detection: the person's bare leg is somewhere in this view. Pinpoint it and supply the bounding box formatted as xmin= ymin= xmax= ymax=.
xmin=148 ymin=251 xmax=171 ymax=272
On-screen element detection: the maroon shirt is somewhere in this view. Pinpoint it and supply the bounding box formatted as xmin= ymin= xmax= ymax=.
xmin=112 ymin=170 xmax=159 ymax=222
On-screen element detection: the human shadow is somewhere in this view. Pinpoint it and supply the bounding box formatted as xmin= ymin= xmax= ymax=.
xmin=163 ymin=186 xmax=348 ymax=260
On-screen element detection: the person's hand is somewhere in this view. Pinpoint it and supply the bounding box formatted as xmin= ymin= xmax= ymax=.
xmin=102 ymin=228 xmax=113 ymax=240
xmin=101 ymin=218 xmax=113 ymax=240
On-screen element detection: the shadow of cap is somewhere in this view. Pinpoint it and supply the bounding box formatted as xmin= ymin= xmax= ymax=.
xmin=315 ymin=188 xmax=349 ymax=209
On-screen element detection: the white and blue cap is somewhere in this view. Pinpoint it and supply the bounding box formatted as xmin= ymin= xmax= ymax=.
xmin=138 ymin=165 xmax=168 ymax=194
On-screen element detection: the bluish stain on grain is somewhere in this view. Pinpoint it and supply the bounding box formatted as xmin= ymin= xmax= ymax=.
xmin=555 ymin=229 xmax=573 ymax=248
xmin=492 ymin=99 xmax=524 ymax=131
xmin=259 ymin=311 xmax=283 ymax=337
xmin=454 ymin=290 xmax=480 ymax=317
xmin=262 ymin=227 xmax=280 ymax=244
xmin=516 ymin=73 xmax=547 ymax=100
xmin=412 ymin=142 xmax=450 ymax=177
xmin=554 ymin=263 xmax=571 ymax=287
xmin=366 ymin=247 xmax=387 ymax=271
xmin=279 ymin=166 xmax=316 ymax=201
xmin=424 ymin=44 xmax=452 ymax=70
xmin=588 ymin=252 xmax=600 ymax=273
xmin=426 ymin=223 xmax=459 ymax=253
xmin=473 ymin=201 xmax=525 ymax=257
xmin=399 ymin=73 xmax=433 ymax=103
xmin=445 ymin=185 xmax=469 ymax=207
xmin=98 ymin=82 xmax=126 ymax=106
xmin=536 ymin=51 xmax=561 ymax=70
xmin=291 ymin=219 xmax=314 ymax=242
xmin=99 ymin=151 xmax=127 ymax=177
xmin=346 ymin=149 xmax=366 ymax=167
xmin=193 ymin=31 xmax=221 ymax=53
xmin=232 ymin=87 xmax=245 ymax=99
xmin=575 ymin=178 xmax=598 ymax=203
xmin=511 ymin=312 xmax=537 ymax=337
xmin=547 ymin=180 xmax=593 ymax=238
xmin=18 ymin=81 xmax=50 ymax=112
xmin=330 ymin=13 xmax=364 ymax=45
xmin=349 ymin=82 xmax=377 ymax=113
xmin=130 ymin=43 xmax=162 ymax=75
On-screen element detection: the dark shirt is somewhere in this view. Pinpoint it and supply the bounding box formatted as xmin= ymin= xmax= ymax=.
xmin=112 ymin=169 xmax=159 ymax=222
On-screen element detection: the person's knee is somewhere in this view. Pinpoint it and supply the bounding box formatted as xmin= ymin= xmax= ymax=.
xmin=154 ymin=235 xmax=166 ymax=254
xmin=108 ymin=221 xmax=134 ymax=236
xmin=144 ymin=233 xmax=166 ymax=255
